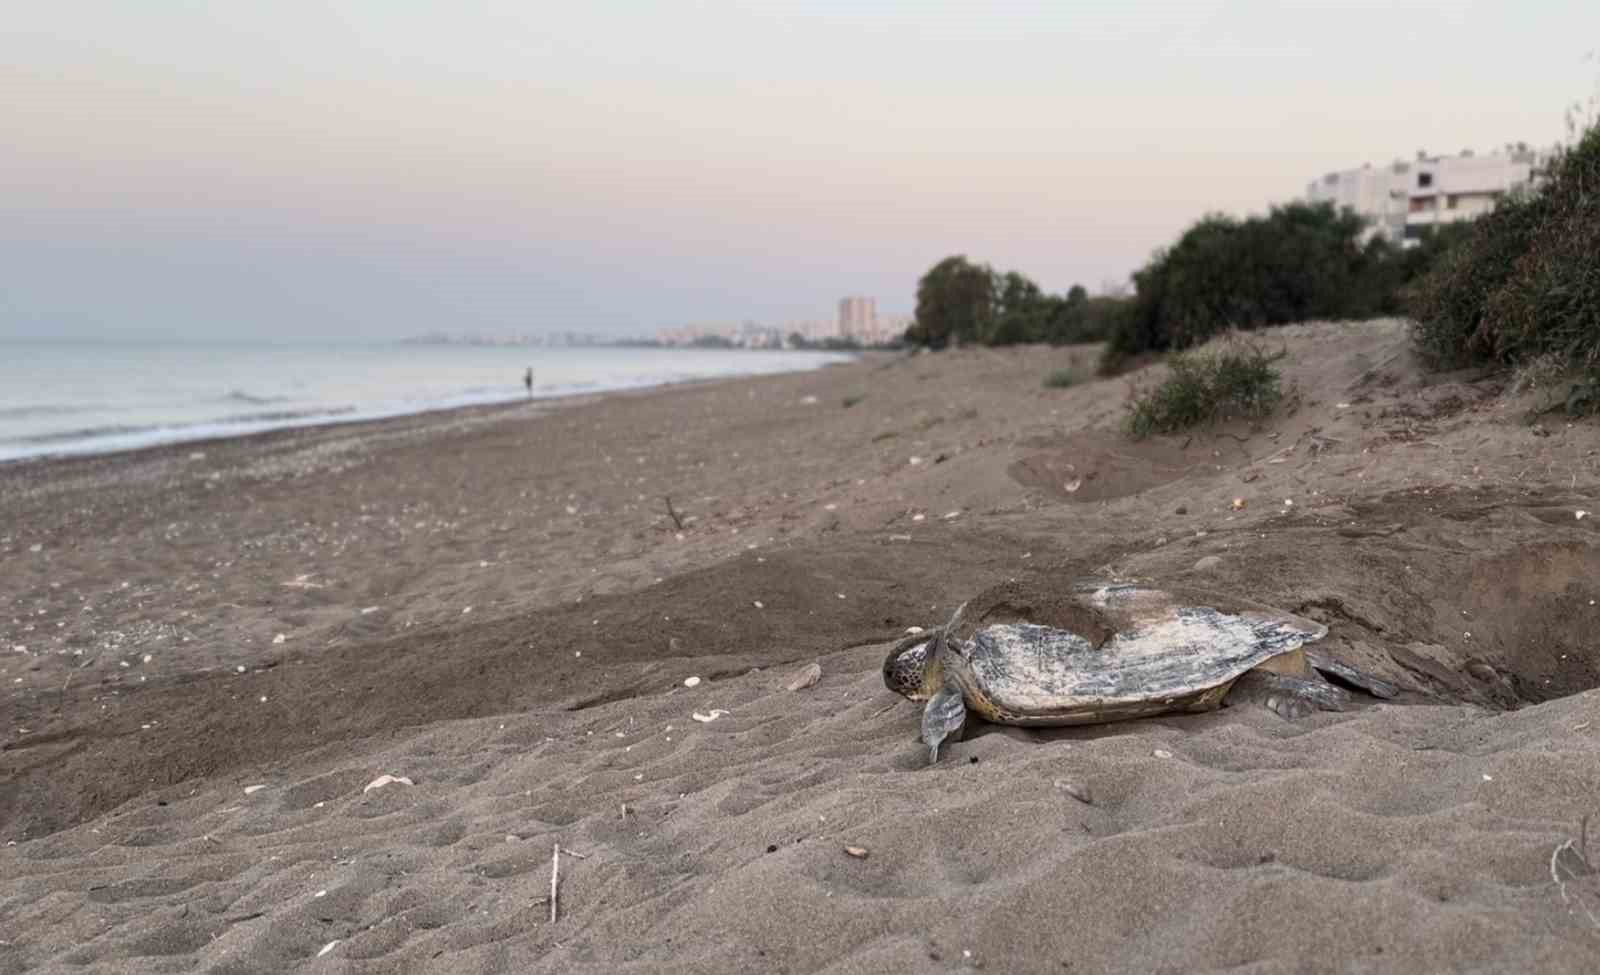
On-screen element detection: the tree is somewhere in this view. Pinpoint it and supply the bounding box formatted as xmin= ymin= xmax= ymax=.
xmin=908 ymin=256 xmax=996 ymax=348
xmin=987 ymin=271 xmax=1052 ymax=345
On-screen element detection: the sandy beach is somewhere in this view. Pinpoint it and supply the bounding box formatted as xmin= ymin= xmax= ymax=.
xmin=5 ymin=319 xmax=1600 ymax=973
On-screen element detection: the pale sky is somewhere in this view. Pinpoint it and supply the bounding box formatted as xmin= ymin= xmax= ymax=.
xmin=3 ymin=1 xmax=1595 ymax=340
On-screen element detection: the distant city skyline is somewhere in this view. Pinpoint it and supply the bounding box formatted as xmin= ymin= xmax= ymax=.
xmin=655 ymin=294 xmax=912 ymax=347
xmin=4 ymin=3 xmax=1597 ymax=341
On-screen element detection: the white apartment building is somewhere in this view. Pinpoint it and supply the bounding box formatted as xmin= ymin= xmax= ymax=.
xmin=1306 ymin=147 xmax=1545 ymax=244
xmin=1306 ymin=163 xmax=1410 ymax=242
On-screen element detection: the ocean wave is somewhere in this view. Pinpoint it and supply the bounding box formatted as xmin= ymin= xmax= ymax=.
xmin=0 ymin=403 xmax=97 ymax=420
xmin=217 ymin=406 xmax=355 ymax=425
xmin=220 ymin=390 xmax=291 ymax=406
xmin=7 ymin=407 xmax=353 ymax=448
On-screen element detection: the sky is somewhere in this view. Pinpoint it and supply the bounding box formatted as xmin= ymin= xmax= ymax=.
xmin=3 ymin=1 xmax=1597 ymax=341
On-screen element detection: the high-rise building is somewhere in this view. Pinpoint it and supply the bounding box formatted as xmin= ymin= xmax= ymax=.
xmin=837 ymin=296 xmax=877 ymax=340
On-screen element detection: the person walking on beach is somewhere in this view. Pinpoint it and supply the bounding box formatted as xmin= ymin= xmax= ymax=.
xmin=524 ymin=367 xmax=533 ymax=398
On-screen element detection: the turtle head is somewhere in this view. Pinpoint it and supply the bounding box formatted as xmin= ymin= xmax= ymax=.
xmin=882 ymin=635 xmax=941 ymax=700
xmin=881 ymin=601 xmax=969 ymax=701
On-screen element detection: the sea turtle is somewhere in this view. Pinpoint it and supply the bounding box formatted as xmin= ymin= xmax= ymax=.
xmin=883 ymin=581 xmax=1396 ymax=762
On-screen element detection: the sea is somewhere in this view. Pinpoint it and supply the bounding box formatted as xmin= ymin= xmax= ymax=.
xmin=0 ymin=341 xmax=855 ymax=464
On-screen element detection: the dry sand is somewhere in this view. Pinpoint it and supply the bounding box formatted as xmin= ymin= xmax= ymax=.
xmin=4 ymin=319 xmax=1600 ymax=972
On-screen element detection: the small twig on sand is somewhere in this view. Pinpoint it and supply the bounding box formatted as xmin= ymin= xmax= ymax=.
xmin=870 ymin=700 xmax=901 ymax=719
xmin=559 ymin=846 xmax=589 ymax=859
xmin=550 ymin=842 xmax=560 ymax=923
xmin=620 ymin=802 xmax=628 ymax=820
xmin=56 ymin=671 xmax=74 ymax=714
xmin=664 ymin=496 xmax=685 ymax=531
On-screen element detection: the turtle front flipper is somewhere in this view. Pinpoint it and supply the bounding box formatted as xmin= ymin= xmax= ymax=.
xmin=1227 ymin=671 xmax=1353 ymax=720
xmin=921 ymin=682 xmax=968 ymax=763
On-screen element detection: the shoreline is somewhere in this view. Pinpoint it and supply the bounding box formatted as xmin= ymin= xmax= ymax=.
xmin=0 ymin=351 xmax=867 ymax=473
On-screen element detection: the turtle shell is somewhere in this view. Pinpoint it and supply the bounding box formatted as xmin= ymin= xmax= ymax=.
xmin=945 ymin=582 xmax=1327 ymax=725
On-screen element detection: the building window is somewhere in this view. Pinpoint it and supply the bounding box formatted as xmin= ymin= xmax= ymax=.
xmin=1446 ymin=194 xmax=1459 ymax=209
xmin=1418 ymin=172 xmax=1434 ymax=188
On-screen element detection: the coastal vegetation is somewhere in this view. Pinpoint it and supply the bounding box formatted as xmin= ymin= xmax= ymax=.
xmin=904 ymin=205 xmax=1468 ymax=373
xmin=1124 ymin=341 xmax=1285 ymax=439
xmin=1097 ymin=202 xmax=1470 ymax=372
xmin=905 ymin=112 xmax=1600 ymax=429
xmin=903 ymin=257 xmax=1126 ymax=349
xmin=1042 ymin=368 xmax=1078 ymax=389
xmin=1404 ymin=116 xmax=1600 ymax=408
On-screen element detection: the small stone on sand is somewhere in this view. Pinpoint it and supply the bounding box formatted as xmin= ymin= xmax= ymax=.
xmin=362 ymin=774 xmax=414 ymax=793
xmin=1054 ymin=779 xmax=1092 ymax=803
xmin=785 ymin=663 xmax=822 ymax=691
xmin=684 ymin=676 xmax=702 ymax=688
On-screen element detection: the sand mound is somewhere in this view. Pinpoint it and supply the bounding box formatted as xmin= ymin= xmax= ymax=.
xmin=7 ymin=640 xmax=1600 ymax=972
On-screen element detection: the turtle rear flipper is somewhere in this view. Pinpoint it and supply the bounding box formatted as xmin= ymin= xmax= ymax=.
xmin=1228 ymin=671 xmax=1353 ymax=719
xmin=1306 ymin=650 xmax=1399 ymax=699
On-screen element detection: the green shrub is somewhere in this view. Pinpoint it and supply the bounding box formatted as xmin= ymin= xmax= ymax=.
xmin=1405 ymin=189 xmax=1551 ymax=366
xmin=1042 ymin=368 xmax=1077 ymax=388
xmin=1407 ymin=121 xmax=1600 ymax=369
xmin=1100 ymin=201 xmax=1460 ymax=374
xmin=1126 ymin=344 xmax=1285 ymax=438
